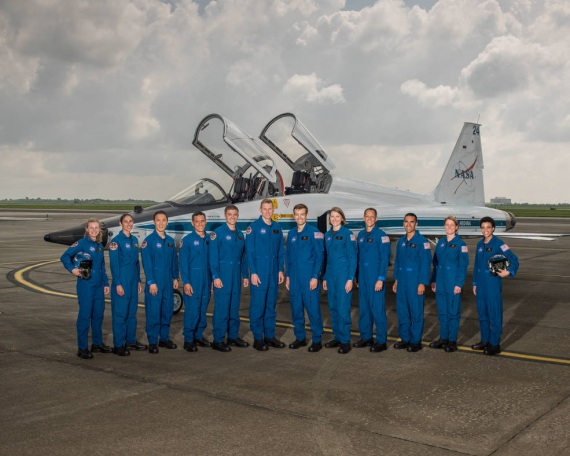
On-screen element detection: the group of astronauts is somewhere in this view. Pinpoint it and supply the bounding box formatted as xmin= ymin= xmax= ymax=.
xmin=60 ymin=198 xmax=519 ymax=360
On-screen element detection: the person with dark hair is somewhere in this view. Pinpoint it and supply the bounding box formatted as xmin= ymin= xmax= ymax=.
xmin=472 ymin=216 xmax=519 ymax=356
xmin=60 ymin=218 xmax=111 ymax=359
xmin=179 ymin=211 xmax=212 ymax=352
xmin=246 ymin=198 xmax=285 ymax=351
xmin=209 ymin=205 xmax=249 ymax=352
xmin=109 ymin=214 xmax=145 ymax=356
xmin=323 ymin=207 xmax=357 ymax=354
xmin=141 ymin=210 xmax=179 ymax=354
xmin=429 ymin=216 xmax=469 ymax=353
xmin=285 ymin=203 xmax=325 ymax=352
xmin=354 ymin=208 xmax=391 ymax=352
xmin=392 ymin=213 xmax=432 ymax=352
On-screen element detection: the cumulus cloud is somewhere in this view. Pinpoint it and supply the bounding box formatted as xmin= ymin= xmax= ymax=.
xmin=282 ymin=73 xmax=345 ymax=104
xmin=0 ymin=0 xmax=569 ymax=203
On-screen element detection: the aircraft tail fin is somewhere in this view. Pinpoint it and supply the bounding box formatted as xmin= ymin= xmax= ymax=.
xmin=432 ymin=122 xmax=485 ymax=206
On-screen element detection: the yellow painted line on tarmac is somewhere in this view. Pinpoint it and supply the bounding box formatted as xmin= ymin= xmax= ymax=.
xmin=516 ymin=273 xmax=570 ymax=279
xmin=10 ymin=260 xmax=570 ymax=367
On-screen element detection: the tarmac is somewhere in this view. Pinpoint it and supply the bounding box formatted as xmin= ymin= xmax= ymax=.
xmin=0 ymin=210 xmax=569 ymax=455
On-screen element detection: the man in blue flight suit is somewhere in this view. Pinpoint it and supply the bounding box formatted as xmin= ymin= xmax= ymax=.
xmin=472 ymin=216 xmax=519 ymax=356
xmin=209 ymin=205 xmax=249 ymax=353
xmin=179 ymin=211 xmax=212 ymax=352
xmin=285 ymin=203 xmax=325 ymax=352
xmin=141 ymin=210 xmax=179 ymax=354
xmin=246 ymin=198 xmax=285 ymax=351
xmin=354 ymin=208 xmax=391 ymax=353
xmin=392 ymin=213 xmax=432 ymax=352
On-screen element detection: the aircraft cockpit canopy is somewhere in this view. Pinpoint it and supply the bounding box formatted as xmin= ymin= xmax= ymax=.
xmin=193 ymin=114 xmax=283 ymax=203
xmin=166 ymin=178 xmax=229 ymax=206
xmin=260 ymin=113 xmax=334 ymax=194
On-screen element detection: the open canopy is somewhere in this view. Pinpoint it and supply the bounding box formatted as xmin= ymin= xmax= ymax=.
xmin=260 ymin=112 xmax=334 ymax=194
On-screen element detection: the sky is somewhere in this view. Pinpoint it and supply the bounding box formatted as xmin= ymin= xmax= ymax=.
xmin=1 ymin=0 xmax=569 ymax=204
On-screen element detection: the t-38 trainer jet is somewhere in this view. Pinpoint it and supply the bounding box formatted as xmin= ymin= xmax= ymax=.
xmin=44 ymin=112 xmax=518 ymax=249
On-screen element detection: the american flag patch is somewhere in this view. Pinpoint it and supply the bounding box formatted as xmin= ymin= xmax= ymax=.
xmin=314 ymin=232 xmax=324 ymax=239
xmin=501 ymin=243 xmax=510 ymax=252
xmin=350 ymin=234 xmax=356 ymax=241
xmin=141 ymin=241 xmax=147 ymax=249
xmin=424 ymin=242 xmax=430 ymax=249
xmin=382 ymin=236 xmax=390 ymax=243
xmin=461 ymin=245 xmax=468 ymax=253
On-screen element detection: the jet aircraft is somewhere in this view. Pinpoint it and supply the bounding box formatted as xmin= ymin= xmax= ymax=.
xmin=44 ymin=112 xmax=518 ymax=251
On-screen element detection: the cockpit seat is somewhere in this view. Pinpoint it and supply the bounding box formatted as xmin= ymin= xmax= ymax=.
xmin=232 ymin=177 xmax=250 ymax=202
xmin=285 ymin=170 xmax=311 ymax=194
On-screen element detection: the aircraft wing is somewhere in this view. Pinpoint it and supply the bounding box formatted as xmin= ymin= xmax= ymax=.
xmin=495 ymin=232 xmax=568 ymax=241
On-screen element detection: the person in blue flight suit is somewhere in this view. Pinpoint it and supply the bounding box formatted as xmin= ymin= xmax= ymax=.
xmin=392 ymin=213 xmax=432 ymax=353
xmin=285 ymin=203 xmax=325 ymax=352
xmin=109 ymin=213 xmax=145 ymax=356
xmin=179 ymin=211 xmax=212 ymax=352
xmin=246 ymin=198 xmax=285 ymax=351
xmin=353 ymin=208 xmax=391 ymax=353
xmin=322 ymin=207 xmax=357 ymax=354
xmin=209 ymin=205 xmax=249 ymax=353
xmin=428 ymin=215 xmax=469 ymax=353
xmin=472 ymin=216 xmax=519 ymax=356
xmin=60 ymin=218 xmax=111 ymax=359
xmin=141 ymin=210 xmax=179 ymax=354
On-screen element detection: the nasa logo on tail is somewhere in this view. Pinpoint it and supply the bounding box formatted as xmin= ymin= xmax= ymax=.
xmin=451 ymin=155 xmax=478 ymax=194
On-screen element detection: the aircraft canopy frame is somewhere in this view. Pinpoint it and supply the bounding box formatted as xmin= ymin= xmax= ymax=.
xmin=193 ymin=114 xmax=277 ymax=184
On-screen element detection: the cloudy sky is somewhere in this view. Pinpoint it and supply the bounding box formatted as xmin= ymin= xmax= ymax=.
xmin=1 ymin=0 xmax=568 ymax=203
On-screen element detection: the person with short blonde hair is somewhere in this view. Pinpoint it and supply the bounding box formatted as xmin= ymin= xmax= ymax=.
xmin=60 ymin=218 xmax=110 ymax=359
xmin=246 ymin=199 xmax=285 ymax=351
xmin=428 ymin=215 xmax=469 ymax=353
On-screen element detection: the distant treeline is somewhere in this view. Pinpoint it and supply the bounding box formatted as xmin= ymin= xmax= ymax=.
xmin=0 ymin=198 xmax=159 ymax=211
xmin=487 ymin=204 xmax=570 ymax=217
xmin=2 ymin=198 xmax=158 ymax=204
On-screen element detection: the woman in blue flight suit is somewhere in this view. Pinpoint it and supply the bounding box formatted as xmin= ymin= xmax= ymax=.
xmin=60 ymin=218 xmax=110 ymax=359
xmin=323 ymin=207 xmax=357 ymax=354
xmin=472 ymin=216 xmax=519 ymax=356
xmin=429 ymin=216 xmax=469 ymax=352
xmin=109 ymin=213 xmax=145 ymax=356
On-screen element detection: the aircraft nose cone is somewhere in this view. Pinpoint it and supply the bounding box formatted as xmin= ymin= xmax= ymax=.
xmin=43 ymin=224 xmax=86 ymax=246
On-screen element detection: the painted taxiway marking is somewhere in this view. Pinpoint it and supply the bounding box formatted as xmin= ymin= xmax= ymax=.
xmin=11 ymin=260 xmax=570 ymax=367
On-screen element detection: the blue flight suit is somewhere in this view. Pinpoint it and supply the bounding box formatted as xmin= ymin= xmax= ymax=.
xmin=141 ymin=231 xmax=179 ymax=345
xmin=357 ymin=226 xmax=391 ymax=344
xmin=285 ymin=224 xmax=325 ymax=343
xmin=393 ymin=231 xmax=432 ymax=345
xmin=324 ymin=225 xmax=357 ymax=344
xmin=179 ymin=231 xmax=211 ymax=344
xmin=246 ymin=216 xmax=285 ymax=341
xmin=473 ymin=235 xmax=519 ymax=346
xmin=209 ymin=224 xmax=248 ymax=343
xmin=61 ymin=237 xmax=109 ymax=350
xmin=431 ymin=235 xmax=469 ymax=343
xmin=109 ymin=232 xmax=141 ymax=348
